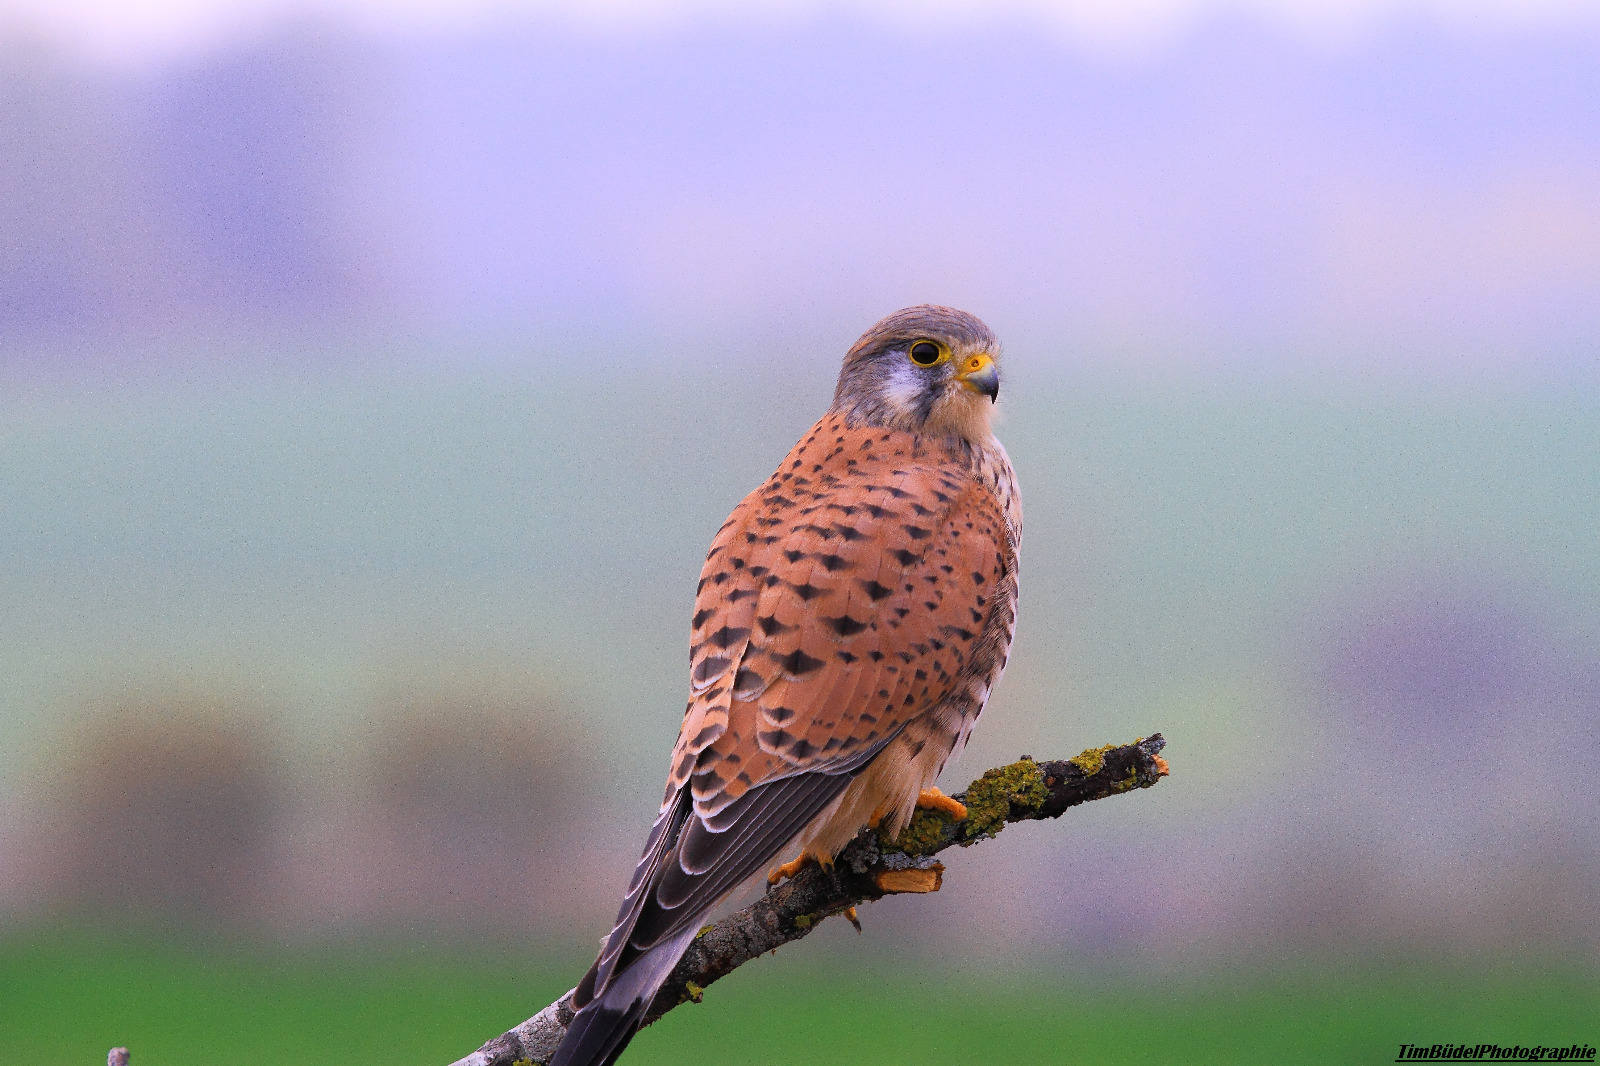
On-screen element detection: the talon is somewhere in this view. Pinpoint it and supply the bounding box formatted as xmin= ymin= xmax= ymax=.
xmin=916 ymin=786 xmax=967 ymax=821
xmin=767 ymin=854 xmax=810 ymax=885
xmin=843 ymin=906 xmax=861 ymax=933
xmin=1153 ymin=754 xmax=1170 ymax=777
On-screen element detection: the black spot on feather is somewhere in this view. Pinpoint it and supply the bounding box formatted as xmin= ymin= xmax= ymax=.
xmin=758 ymin=728 xmax=794 ymax=749
xmin=825 ymin=614 xmax=869 ymax=637
xmin=774 ymin=648 xmax=825 ymax=676
xmin=694 ymin=656 xmax=730 ymax=682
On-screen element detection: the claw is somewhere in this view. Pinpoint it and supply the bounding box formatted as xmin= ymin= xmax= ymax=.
xmin=1153 ymin=754 xmax=1170 ymax=777
xmin=767 ymin=854 xmax=810 ymax=885
xmin=916 ymin=786 xmax=967 ymax=821
xmin=842 ymin=906 xmax=862 ymax=933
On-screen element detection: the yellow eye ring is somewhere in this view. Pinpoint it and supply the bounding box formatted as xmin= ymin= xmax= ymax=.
xmin=908 ymin=340 xmax=944 ymax=366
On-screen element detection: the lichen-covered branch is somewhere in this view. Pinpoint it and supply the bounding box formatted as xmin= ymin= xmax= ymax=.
xmin=450 ymin=734 xmax=1168 ymax=1066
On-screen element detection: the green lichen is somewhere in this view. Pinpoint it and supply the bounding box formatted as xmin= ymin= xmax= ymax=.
xmin=960 ymin=758 xmax=1049 ymax=842
xmin=1111 ymin=763 xmax=1146 ymax=792
xmin=695 ymin=923 xmax=715 ymax=939
xmin=792 ymin=914 xmax=814 ymax=930
xmin=1069 ymin=743 xmax=1117 ymax=778
xmin=884 ymin=806 xmax=954 ymax=857
xmin=877 ymin=758 xmax=1052 ymax=857
xmin=512 ymin=1059 xmax=534 ymax=1066
xmin=683 ymin=981 xmax=705 ymax=1004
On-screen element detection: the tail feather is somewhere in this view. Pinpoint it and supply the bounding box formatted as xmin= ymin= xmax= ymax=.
xmin=550 ymin=926 xmax=697 ymax=1066
xmin=556 ymin=764 xmax=876 ymax=1065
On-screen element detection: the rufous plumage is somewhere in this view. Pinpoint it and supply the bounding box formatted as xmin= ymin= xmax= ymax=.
xmin=553 ymin=305 xmax=1021 ymax=1066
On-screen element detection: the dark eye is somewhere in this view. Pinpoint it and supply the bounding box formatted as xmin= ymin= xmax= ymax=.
xmin=909 ymin=341 xmax=941 ymax=366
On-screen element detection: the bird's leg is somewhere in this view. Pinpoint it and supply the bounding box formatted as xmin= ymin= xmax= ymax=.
xmin=767 ymin=855 xmax=810 ymax=885
xmin=915 ymin=786 xmax=968 ymax=821
xmin=768 ymin=849 xmax=833 ymax=887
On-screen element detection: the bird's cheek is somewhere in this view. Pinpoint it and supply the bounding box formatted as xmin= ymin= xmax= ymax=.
xmin=880 ymin=363 xmax=929 ymax=413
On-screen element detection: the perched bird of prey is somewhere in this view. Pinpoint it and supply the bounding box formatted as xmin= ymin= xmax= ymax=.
xmin=552 ymin=305 xmax=1022 ymax=1066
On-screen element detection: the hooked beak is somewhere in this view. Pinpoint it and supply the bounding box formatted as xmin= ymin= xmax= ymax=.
xmin=957 ymin=352 xmax=1000 ymax=402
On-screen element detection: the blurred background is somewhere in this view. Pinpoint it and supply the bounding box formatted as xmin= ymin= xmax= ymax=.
xmin=2 ymin=1 xmax=1597 ymax=1062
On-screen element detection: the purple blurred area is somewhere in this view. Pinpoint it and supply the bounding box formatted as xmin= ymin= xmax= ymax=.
xmin=1 ymin=10 xmax=1597 ymax=968
xmin=3 ymin=15 xmax=1598 ymax=370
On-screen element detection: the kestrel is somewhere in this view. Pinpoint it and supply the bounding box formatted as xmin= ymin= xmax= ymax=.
xmin=552 ymin=306 xmax=1022 ymax=1066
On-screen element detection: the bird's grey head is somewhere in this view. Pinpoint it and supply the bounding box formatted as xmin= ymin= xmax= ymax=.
xmin=830 ymin=305 xmax=1002 ymax=441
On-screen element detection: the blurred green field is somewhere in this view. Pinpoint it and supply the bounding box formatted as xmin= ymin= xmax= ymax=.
xmin=4 ymin=930 xmax=1594 ymax=1065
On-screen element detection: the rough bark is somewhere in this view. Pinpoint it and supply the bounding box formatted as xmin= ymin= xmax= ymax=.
xmin=451 ymin=734 xmax=1168 ymax=1066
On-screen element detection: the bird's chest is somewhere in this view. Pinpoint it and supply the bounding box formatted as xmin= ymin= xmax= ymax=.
xmin=971 ymin=439 xmax=1023 ymax=564
xmin=940 ymin=439 xmax=1021 ymax=711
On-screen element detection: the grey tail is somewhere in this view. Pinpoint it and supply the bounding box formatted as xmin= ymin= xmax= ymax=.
xmin=548 ymin=925 xmax=697 ymax=1066
xmin=551 ymin=763 xmax=874 ymax=1066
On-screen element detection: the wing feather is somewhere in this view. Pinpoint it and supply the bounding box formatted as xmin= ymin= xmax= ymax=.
xmin=632 ymin=769 xmax=859 ymax=944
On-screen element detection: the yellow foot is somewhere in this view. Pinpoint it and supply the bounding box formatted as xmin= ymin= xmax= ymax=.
xmin=1153 ymin=754 xmax=1170 ymax=777
xmin=767 ymin=854 xmax=810 ymax=885
xmin=916 ymin=786 xmax=968 ymax=821
xmin=842 ymin=906 xmax=862 ymax=933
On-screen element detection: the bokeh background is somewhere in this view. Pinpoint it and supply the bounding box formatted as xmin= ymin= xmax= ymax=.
xmin=2 ymin=1 xmax=1597 ymax=1062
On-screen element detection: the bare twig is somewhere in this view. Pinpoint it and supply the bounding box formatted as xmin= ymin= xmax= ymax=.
xmin=451 ymin=734 xmax=1168 ymax=1066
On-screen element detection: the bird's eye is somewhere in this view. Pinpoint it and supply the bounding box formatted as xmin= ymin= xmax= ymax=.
xmin=909 ymin=341 xmax=942 ymax=366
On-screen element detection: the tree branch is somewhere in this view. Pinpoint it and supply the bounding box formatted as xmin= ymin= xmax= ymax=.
xmin=450 ymin=734 xmax=1168 ymax=1066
